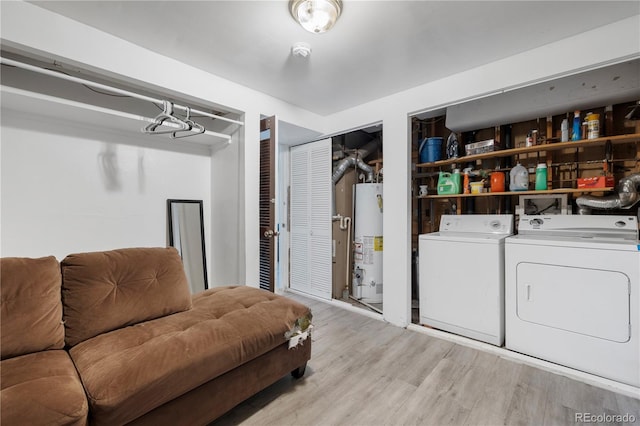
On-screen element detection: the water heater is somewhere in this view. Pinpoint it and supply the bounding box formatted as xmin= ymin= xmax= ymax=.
xmin=352 ymin=183 xmax=383 ymax=303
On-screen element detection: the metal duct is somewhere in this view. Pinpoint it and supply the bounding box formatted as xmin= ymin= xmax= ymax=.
xmin=331 ymin=139 xmax=379 ymax=215
xmin=331 ymin=139 xmax=379 ymax=184
xmin=576 ymin=173 xmax=640 ymax=215
xmin=356 ymin=158 xmax=374 ymax=183
xmin=332 ymin=156 xmax=356 ymax=182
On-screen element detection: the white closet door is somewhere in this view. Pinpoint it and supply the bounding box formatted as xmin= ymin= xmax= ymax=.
xmin=289 ymin=139 xmax=332 ymax=299
xmin=290 ymin=146 xmax=310 ymax=294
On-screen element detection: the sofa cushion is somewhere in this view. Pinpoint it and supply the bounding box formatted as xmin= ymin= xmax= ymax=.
xmin=68 ymin=286 xmax=311 ymax=425
xmin=61 ymin=247 xmax=192 ymax=347
xmin=0 ymin=350 xmax=88 ymax=426
xmin=0 ymin=256 xmax=65 ymax=359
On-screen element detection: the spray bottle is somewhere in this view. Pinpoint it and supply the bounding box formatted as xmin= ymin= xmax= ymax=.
xmin=571 ymin=110 xmax=581 ymax=141
xmin=462 ymin=168 xmax=472 ymax=194
xmin=561 ymin=117 xmax=569 ymax=142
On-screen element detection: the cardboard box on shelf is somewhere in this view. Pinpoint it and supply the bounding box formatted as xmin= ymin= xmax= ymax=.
xmin=577 ymin=176 xmax=615 ymax=189
xmin=464 ymin=139 xmax=500 ymax=155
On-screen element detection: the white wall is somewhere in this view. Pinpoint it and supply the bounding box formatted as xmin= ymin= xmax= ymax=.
xmin=380 ymin=113 xmax=412 ymax=326
xmin=0 ymin=110 xmax=211 ymax=276
xmin=210 ymin=128 xmax=244 ymax=286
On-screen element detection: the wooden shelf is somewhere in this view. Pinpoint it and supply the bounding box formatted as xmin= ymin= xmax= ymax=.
xmin=418 ymin=187 xmax=615 ymax=199
xmin=416 ymin=133 xmax=640 ymax=168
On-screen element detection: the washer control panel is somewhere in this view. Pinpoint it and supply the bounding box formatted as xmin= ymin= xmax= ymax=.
xmin=518 ymin=215 xmax=638 ymax=240
xmin=439 ymin=214 xmax=514 ymax=234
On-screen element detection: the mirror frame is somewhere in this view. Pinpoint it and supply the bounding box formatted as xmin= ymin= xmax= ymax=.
xmin=167 ymin=199 xmax=208 ymax=290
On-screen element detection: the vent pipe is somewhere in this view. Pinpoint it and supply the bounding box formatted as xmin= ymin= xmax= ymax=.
xmin=331 ymin=139 xmax=379 ymax=185
xmin=576 ymin=173 xmax=640 ymax=215
xmin=331 ymin=139 xmax=379 ymax=215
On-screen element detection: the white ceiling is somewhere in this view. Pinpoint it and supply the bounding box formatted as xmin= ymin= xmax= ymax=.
xmin=27 ymin=1 xmax=640 ymax=116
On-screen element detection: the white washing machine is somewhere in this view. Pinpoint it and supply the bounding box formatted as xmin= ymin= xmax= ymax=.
xmin=505 ymin=215 xmax=640 ymax=387
xmin=419 ymin=214 xmax=514 ymax=346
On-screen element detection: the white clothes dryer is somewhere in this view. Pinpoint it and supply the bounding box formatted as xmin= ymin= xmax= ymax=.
xmin=505 ymin=215 xmax=639 ymax=387
xmin=419 ymin=214 xmax=514 ymax=346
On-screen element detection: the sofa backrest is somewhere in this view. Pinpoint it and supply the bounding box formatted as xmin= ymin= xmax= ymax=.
xmin=61 ymin=247 xmax=192 ymax=347
xmin=0 ymin=256 xmax=66 ymax=359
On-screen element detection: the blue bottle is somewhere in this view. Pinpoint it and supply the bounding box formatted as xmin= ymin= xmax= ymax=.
xmin=571 ymin=110 xmax=581 ymax=141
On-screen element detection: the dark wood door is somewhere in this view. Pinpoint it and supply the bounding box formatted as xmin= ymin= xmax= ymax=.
xmin=259 ymin=116 xmax=277 ymax=292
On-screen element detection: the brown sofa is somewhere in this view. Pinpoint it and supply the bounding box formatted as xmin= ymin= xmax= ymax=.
xmin=1 ymin=247 xmax=312 ymax=425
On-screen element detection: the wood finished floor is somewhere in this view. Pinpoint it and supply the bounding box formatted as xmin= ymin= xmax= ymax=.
xmin=212 ymin=293 xmax=640 ymax=426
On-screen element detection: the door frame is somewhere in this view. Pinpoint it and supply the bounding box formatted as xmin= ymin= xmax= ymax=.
xmin=276 ymin=139 xmax=290 ymax=293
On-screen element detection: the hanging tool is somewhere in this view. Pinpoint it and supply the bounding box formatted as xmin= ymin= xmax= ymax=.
xmin=604 ymin=140 xmax=612 ymax=176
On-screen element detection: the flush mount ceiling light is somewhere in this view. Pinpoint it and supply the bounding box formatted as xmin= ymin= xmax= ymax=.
xmin=289 ymin=0 xmax=343 ymax=34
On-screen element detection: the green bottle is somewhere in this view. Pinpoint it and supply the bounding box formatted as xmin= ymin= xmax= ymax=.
xmin=535 ymin=163 xmax=547 ymax=190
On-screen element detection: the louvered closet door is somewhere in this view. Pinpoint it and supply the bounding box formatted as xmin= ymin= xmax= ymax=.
xmin=289 ymin=139 xmax=332 ymax=299
xmin=290 ymin=146 xmax=309 ymax=294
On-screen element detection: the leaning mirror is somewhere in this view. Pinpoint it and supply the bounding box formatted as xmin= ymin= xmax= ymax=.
xmin=167 ymin=199 xmax=208 ymax=293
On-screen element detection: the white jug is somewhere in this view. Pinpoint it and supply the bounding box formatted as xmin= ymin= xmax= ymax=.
xmin=509 ymin=163 xmax=529 ymax=191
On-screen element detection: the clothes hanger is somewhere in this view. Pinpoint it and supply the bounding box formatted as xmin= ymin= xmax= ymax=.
xmin=171 ymin=107 xmax=205 ymax=139
xmin=143 ymin=100 xmax=191 ymax=135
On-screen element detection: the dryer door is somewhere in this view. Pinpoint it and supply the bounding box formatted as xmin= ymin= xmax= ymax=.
xmin=516 ymin=263 xmax=630 ymax=343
